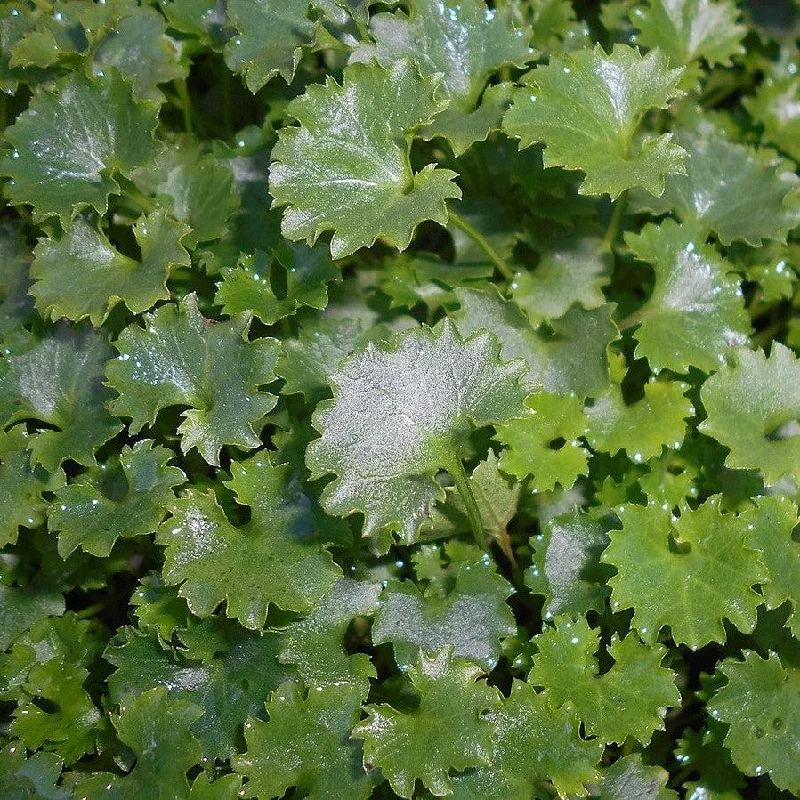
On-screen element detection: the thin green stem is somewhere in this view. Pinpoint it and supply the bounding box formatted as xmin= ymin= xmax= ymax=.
xmin=118 ymin=177 xmax=156 ymax=216
xmin=75 ymin=602 xmax=105 ymax=620
xmin=602 ymin=191 xmax=628 ymax=251
xmin=617 ymin=307 xmax=647 ymax=330
xmin=448 ymin=456 xmax=488 ymax=551
xmin=174 ymin=78 xmax=193 ymax=134
xmin=448 ymin=209 xmax=514 ymax=281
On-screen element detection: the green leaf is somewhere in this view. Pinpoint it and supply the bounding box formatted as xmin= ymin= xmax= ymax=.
xmin=158 ymin=454 xmax=341 ymax=625
xmin=418 ymin=82 xmax=515 ymax=156
xmin=0 ymin=71 xmax=161 ymax=224
xmin=510 ymin=234 xmax=611 ymax=322
xmin=527 ymin=509 xmax=612 ymax=619
xmin=709 ymin=652 xmax=799 ymax=792
xmin=90 ymin=3 xmax=187 ymax=102
xmin=496 ymin=391 xmax=589 ymax=491
xmin=132 ymin=140 xmax=241 ymax=249
xmin=31 ymin=210 xmax=190 ymax=325
xmin=504 ymin=44 xmax=686 ymax=198
xmin=0 ymin=328 xmax=122 ymax=470
xmin=605 ymin=499 xmax=766 ymax=648
xmin=528 ymin=618 xmax=679 ymax=743
xmin=216 ymin=242 xmax=340 ymax=325
xmin=106 ymin=626 xmax=290 ymax=760
xmin=745 ymin=76 xmax=800 ymax=163
xmin=49 ymin=440 xmax=184 ymax=558
xmin=11 ymin=660 xmax=101 ymax=764
xmin=306 ymin=320 xmax=527 ymax=547
xmin=459 ymin=451 xmax=522 ymax=543
xmin=699 ymin=343 xmax=800 ymax=486
xmin=372 ymin=558 xmax=516 ymax=671
xmin=351 ymin=0 xmax=531 ymax=113
xmin=224 ymin=0 xmax=316 ymax=91
xmin=638 ymin=123 xmax=800 ymax=245
xmin=675 ymin=727 xmax=746 ymax=798
xmin=742 ymin=497 xmax=800 ymax=634
xmin=630 ymin=0 xmax=746 ymax=67
xmin=111 ymin=687 xmax=203 ymax=799
xmin=270 ymin=60 xmax=461 ymax=259
xmin=105 ymin=294 xmax=279 ymax=466
xmin=452 ymin=680 xmax=602 ymax=798
xmin=276 ymin=316 xmax=389 ymax=405
xmin=0 ymin=584 xmax=65 ymax=653
xmin=233 ymin=681 xmax=375 ymax=800
xmin=0 ymin=744 xmax=68 ymax=800
xmin=352 ymin=648 xmax=500 ymax=798
xmin=623 ymin=220 xmax=750 ymax=373
xmin=596 ymin=754 xmax=677 ymax=799
xmin=452 ymin=286 xmax=618 ymax=397
xmin=130 ymin=573 xmax=190 ymax=642
xmin=585 ymin=380 xmax=691 ymax=462
xmin=280 ymin=578 xmax=381 ymax=689
xmin=0 ymin=613 xmax=105 ymax=697
xmin=0 ymin=427 xmax=63 ymax=547
xmin=189 ymin=773 xmax=242 ymax=800
xmin=379 ymin=251 xmax=494 ymax=311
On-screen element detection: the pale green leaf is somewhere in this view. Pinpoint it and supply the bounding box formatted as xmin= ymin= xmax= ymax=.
xmin=353 ymin=649 xmax=500 ymax=798
xmin=307 ymin=320 xmax=527 ymax=547
xmin=605 ymin=499 xmax=766 ymax=648
xmin=699 ymin=343 xmax=800 ymax=485
xmin=270 ymin=60 xmax=461 ymax=259
xmin=105 ymin=294 xmax=279 ymax=466
xmin=528 ymin=618 xmax=679 ymax=743
xmin=504 ymin=44 xmax=686 ymax=198
xmin=31 ymin=210 xmax=190 ymax=325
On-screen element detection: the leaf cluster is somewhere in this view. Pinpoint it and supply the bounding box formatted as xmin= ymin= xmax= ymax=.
xmin=0 ymin=0 xmax=799 ymax=797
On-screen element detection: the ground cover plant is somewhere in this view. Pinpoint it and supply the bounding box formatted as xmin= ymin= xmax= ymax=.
xmin=0 ymin=0 xmax=798 ymax=796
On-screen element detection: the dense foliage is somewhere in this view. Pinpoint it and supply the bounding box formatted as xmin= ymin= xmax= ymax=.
xmin=0 ymin=0 xmax=799 ymax=797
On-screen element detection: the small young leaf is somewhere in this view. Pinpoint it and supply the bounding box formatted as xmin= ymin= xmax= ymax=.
xmin=353 ymin=648 xmax=500 ymax=798
xmin=0 ymin=427 xmax=63 ymax=547
xmin=452 ymin=680 xmax=602 ymax=797
xmin=49 ymin=440 xmax=185 ymax=558
xmin=709 ymin=652 xmax=799 ymax=792
xmin=372 ymin=558 xmax=516 ymax=671
xmin=232 ymin=681 xmax=376 ymax=800
xmin=280 ymin=578 xmax=381 ymax=689
xmin=585 ymin=380 xmax=691 ymax=462
xmin=630 ymin=0 xmax=746 ymax=67
xmin=623 ymin=220 xmax=750 ymax=373
xmin=700 ymin=343 xmax=800 ymax=486
xmin=106 ymin=294 xmax=279 ymax=466
xmin=496 ymin=391 xmax=589 ymax=491
xmin=527 ymin=510 xmax=612 ymax=619
xmin=351 ymin=0 xmax=531 ymax=113
xmin=528 ymin=618 xmax=679 ymax=743
xmin=158 ymin=455 xmax=342 ymax=625
xmin=31 ymin=210 xmax=190 ymax=325
xmin=224 ymin=0 xmax=316 ymax=91
xmin=0 ymin=328 xmax=122 ymax=470
xmin=606 ymin=499 xmax=766 ymax=648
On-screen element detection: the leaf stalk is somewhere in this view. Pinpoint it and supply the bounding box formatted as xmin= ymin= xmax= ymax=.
xmin=448 ymin=209 xmax=515 ymax=281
